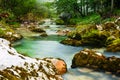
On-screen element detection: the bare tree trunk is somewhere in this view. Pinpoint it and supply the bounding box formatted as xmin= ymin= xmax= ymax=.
xmin=111 ymin=0 xmax=114 ymax=13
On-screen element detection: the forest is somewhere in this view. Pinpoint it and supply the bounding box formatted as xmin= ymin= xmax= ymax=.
xmin=0 ymin=0 xmax=120 ymax=80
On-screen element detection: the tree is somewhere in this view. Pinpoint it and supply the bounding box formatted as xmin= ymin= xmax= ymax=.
xmin=111 ymin=0 xmax=114 ymax=12
xmin=0 ymin=0 xmax=37 ymax=17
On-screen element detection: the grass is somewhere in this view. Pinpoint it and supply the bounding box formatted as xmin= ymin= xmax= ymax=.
xmin=71 ymin=14 xmax=101 ymax=25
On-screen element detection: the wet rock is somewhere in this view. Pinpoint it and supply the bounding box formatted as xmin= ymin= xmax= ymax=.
xmin=28 ymin=26 xmax=45 ymax=33
xmin=105 ymin=36 xmax=116 ymax=45
xmin=82 ymin=30 xmax=108 ymax=47
xmin=61 ymin=38 xmax=82 ymax=46
xmin=71 ymin=49 xmax=120 ymax=75
xmin=39 ymin=21 xmax=45 ymax=25
xmin=43 ymin=58 xmax=67 ymax=75
xmin=107 ymin=38 xmax=120 ymax=52
xmin=4 ymin=32 xmax=23 ymax=42
xmin=67 ymin=31 xmax=81 ymax=40
xmin=103 ymin=22 xmax=117 ymax=31
xmin=40 ymin=32 xmax=48 ymax=37
xmin=61 ymin=19 xmax=120 ymax=48
xmin=56 ymin=29 xmax=70 ymax=36
xmin=0 ymin=38 xmax=66 ymax=80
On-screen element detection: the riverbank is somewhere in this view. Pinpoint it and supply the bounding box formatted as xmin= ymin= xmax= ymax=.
xmin=0 ymin=21 xmax=22 ymax=42
xmin=0 ymin=38 xmax=67 ymax=80
xmin=13 ymin=19 xmax=120 ymax=80
xmin=61 ymin=17 xmax=120 ymax=52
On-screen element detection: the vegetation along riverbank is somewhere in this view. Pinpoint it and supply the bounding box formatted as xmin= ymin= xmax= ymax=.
xmin=0 ymin=0 xmax=120 ymax=80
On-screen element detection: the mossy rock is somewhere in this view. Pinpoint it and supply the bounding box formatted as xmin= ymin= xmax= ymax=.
xmin=55 ymin=19 xmax=64 ymax=25
xmin=82 ymin=30 xmax=108 ymax=47
xmin=105 ymin=36 xmax=116 ymax=45
xmin=71 ymin=49 xmax=120 ymax=75
xmin=67 ymin=31 xmax=81 ymax=40
xmin=103 ymin=22 xmax=116 ymax=31
xmin=107 ymin=38 xmax=120 ymax=52
xmin=60 ymin=38 xmax=82 ymax=46
xmin=29 ymin=26 xmax=45 ymax=33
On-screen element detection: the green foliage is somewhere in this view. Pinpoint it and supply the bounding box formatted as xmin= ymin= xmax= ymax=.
xmin=113 ymin=9 xmax=120 ymax=16
xmin=0 ymin=28 xmax=5 ymax=36
xmin=60 ymin=13 xmax=101 ymax=25
xmin=111 ymin=38 xmax=120 ymax=45
xmin=77 ymin=14 xmax=101 ymax=24
xmin=55 ymin=0 xmax=120 ymax=21
xmin=55 ymin=0 xmax=83 ymax=17
xmin=0 ymin=0 xmax=53 ymax=22
xmin=55 ymin=19 xmax=64 ymax=25
xmin=82 ymin=29 xmax=99 ymax=38
xmin=0 ymin=0 xmax=37 ymax=16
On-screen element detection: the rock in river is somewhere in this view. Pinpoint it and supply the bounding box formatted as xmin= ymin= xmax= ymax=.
xmin=0 ymin=38 xmax=67 ymax=80
xmin=71 ymin=48 xmax=120 ymax=76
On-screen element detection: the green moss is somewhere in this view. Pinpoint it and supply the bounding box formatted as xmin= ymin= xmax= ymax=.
xmin=112 ymin=38 xmax=120 ymax=45
xmin=0 ymin=28 xmax=5 ymax=37
xmin=107 ymin=38 xmax=120 ymax=52
xmin=82 ymin=29 xmax=99 ymax=38
xmin=71 ymin=14 xmax=101 ymax=25
xmin=55 ymin=19 xmax=64 ymax=25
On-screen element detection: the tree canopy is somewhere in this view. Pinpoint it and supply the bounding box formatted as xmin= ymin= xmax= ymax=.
xmin=55 ymin=0 xmax=120 ymax=18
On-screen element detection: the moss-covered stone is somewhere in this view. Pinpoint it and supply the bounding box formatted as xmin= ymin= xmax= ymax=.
xmin=60 ymin=38 xmax=82 ymax=46
xmin=103 ymin=22 xmax=117 ymax=31
xmin=55 ymin=19 xmax=64 ymax=25
xmin=28 ymin=26 xmax=45 ymax=33
xmin=61 ymin=18 xmax=120 ymax=49
xmin=107 ymin=38 xmax=120 ymax=52
xmin=71 ymin=49 xmax=120 ymax=75
xmin=0 ymin=21 xmax=23 ymax=42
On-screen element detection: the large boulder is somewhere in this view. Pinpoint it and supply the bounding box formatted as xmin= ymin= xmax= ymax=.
xmin=0 ymin=38 xmax=67 ymax=80
xmin=71 ymin=49 xmax=120 ymax=75
xmin=61 ymin=20 xmax=120 ymax=48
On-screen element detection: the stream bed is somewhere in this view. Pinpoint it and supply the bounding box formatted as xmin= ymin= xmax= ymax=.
xmin=14 ymin=19 xmax=120 ymax=80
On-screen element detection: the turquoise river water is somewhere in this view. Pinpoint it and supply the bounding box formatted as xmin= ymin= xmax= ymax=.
xmin=14 ymin=19 xmax=120 ymax=80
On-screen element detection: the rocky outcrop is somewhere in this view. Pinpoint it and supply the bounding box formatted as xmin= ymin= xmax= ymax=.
xmin=0 ymin=38 xmax=67 ymax=80
xmin=4 ymin=32 xmax=23 ymax=42
xmin=61 ymin=18 xmax=120 ymax=50
xmin=71 ymin=49 xmax=120 ymax=76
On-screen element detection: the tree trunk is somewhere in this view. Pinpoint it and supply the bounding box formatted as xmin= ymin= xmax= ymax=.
xmin=111 ymin=0 xmax=114 ymax=13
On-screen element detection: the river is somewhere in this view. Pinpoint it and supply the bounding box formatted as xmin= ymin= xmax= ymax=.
xmin=14 ymin=19 xmax=120 ymax=80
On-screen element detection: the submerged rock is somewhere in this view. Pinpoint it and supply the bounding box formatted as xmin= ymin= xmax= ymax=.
xmin=71 ymin=49 xmax=120 ymax=76
xmin=0 ymin=38 xmax=67 ymax=80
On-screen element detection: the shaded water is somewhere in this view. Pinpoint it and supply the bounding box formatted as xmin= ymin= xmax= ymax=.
xmin=14 ymin=19 xmax=120 ymax=80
